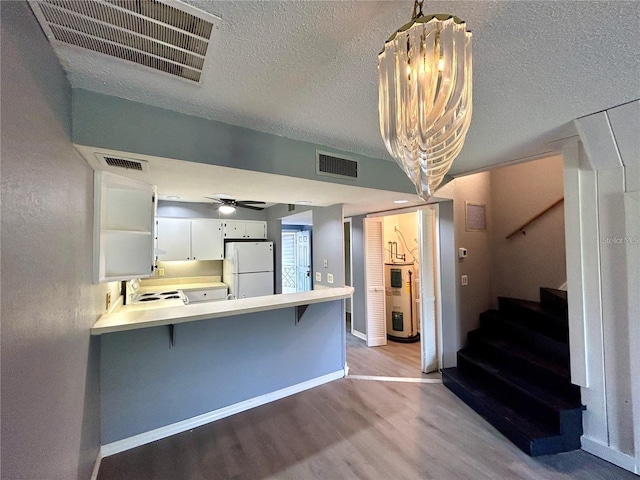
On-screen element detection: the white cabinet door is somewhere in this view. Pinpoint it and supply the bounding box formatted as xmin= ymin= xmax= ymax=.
xmin=223 ymin=220 xmax=267 ymax=239
xmin=245 ymin=221 xmax=267 ymax=239
xmin=223 ymin=220 xmax=244 ymax=238
xmin=94 ymin=171 xmax=155 ymax=283
xmin=157 ymin=218 xmax=191 ymax=261
xmin=191 ymin=219 xmax=223 ymax=260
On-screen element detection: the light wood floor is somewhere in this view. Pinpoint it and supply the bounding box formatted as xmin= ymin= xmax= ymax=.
xmin=98 ymin=379 xmax=635 ymax=480
xmin=346 ymin=319 xmax=439 ymax=380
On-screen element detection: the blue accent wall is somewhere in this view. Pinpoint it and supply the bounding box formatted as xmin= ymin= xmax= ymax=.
xmin=100 ymin=302 xmax=344 ymax=443
xmin=71 ymin=89 xmax=415 ymax=195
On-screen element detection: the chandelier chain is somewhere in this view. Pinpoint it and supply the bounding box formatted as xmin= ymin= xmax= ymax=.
xmin=411 ymin=0 xmax=425 ymax=20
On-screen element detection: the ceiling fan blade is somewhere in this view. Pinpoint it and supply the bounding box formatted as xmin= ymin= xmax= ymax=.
xmin=204 ymin=197 xmax=225 ymax=204
xmin=236 ymin=204 xmax=265 ymax=211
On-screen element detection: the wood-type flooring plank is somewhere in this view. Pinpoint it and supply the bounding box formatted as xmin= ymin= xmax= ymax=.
xmin=98 ymin=379 xmax=636 ymax=480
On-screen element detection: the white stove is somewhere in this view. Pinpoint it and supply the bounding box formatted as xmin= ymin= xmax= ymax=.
xmin=131 ymin=290 xmax=188 ymax=304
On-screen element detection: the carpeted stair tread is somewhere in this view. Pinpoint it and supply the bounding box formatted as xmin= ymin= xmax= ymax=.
xmin=467 ymin=329 xmax=570 ymax=379
xmin=457 ymin=349 xmax=581 ymax=412
xmin=479 ymin=310 xmax=569 ymax=362
xmin=441 ymin=367 xmax=567 ymax=455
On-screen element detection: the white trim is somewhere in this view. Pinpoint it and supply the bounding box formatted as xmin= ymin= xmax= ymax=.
xmin=100 ymin=369 xmax=345 ymax=458
xmin=581 ymin=437 xmax=638 ymax=474
xmin=90 ymin=452 xmax=102 ymax=480
xmin=351 ymin=329 xmax=366 ymax=341
xmin=347 ymin=375 xmax=442 ymax=384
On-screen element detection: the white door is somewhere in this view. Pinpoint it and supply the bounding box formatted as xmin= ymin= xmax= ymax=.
xmin=419 ymin=207 xmax=439 ymax=373
xmin=296 ymin=230 xmax=311 ymax=292
xmin=281 ymin=231 xmax=297 ymax=294
xmin=157 ymin=218 xmax=191 ymax=261
xmin=191 ymin=219 xmax=223 ymax=260
xmin=364 ymin=217 xmax=387 ymax=346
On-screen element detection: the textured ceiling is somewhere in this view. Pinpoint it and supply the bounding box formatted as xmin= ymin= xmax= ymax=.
xmin=44 ymin=1 xmax=639 ymax=176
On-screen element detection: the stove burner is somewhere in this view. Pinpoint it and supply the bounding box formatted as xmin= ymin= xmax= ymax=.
xmin=164 ymin=295 xmax=180 ymax=299
xmin=140 ymin=297 xmax=160 ymax=302
xmin=140 ymin=292 xmax=156 ymax=297
xmin=160 ymin=291 xmax=179 ymax=295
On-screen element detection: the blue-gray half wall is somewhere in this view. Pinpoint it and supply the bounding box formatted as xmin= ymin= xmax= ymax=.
xmin=100 ymin=301 xmax=345 ymax=444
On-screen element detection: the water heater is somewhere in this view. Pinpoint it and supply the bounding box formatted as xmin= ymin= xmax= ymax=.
xmin=384 ymin=263 xmax=420 ymax=343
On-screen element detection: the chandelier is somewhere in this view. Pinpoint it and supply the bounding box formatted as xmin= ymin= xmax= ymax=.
xmin=378 ymin=0 xmax=473 ymax=200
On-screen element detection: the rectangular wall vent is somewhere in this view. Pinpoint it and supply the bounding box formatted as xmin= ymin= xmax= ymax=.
xmin=97 ymin=154 xmax=149 ymax=172
xmin=316 ymin=151 xmax=358 ymax=180
xmin=28 ymin=0 xmax=220 ymax=83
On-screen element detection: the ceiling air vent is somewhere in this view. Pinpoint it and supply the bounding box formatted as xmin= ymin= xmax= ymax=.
xmin=28 ymin=0 xmax=221 ymax=83
xmin=316 ymin=151 xmax=358 ymax=180
xmin=96 ymin=153 xmax=149 ymax=172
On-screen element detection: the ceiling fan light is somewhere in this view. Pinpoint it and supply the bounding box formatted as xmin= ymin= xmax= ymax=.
xmin=378 ymin=3 xmax=473 ymax=201
xmin=218 ymin=205 xmax=236 ymax=214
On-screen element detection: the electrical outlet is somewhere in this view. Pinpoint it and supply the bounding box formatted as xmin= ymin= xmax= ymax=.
xmin=315 ymin=272 xmax=322 ymax=282
xmin=327 ymin=273 xmax=334 ymax=284
xmin=106 ymin=292 xmax=111 ymax=310
xmin=323 ymin=259 xmax=328 ymax=268
xmin=461 ymin=274 xmax=469 ymax=286
xmin=158 ymin=268 xmax=165 ymax=277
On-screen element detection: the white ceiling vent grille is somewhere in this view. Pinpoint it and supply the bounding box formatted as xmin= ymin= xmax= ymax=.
xmin=28 ymin=0 xmax=220 ymax=83
xmin=96 ymin=153 xmax=150 ymax=172
xmin=316 ymin=151 xmax=358 ymax=180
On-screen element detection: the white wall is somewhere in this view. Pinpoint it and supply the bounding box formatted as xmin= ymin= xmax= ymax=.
xmin=565 ymin=101 xmax=640 ymax=473
xmin=1 ymin=3 xmax=117 ymax=478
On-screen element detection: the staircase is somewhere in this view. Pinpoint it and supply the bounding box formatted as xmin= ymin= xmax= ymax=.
xmin=442 ymin=288 xmax=584 ymax=456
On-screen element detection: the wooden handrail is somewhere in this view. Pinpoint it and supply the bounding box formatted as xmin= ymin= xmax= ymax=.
xmin=505 ymin=198 xmax=564 ymax=239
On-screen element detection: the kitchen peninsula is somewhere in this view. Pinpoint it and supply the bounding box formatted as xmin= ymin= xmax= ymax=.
xmin=92 ymin=286 xmax=354 ymax=335
xmin=95 ymin=285 xmax=353 ymax=454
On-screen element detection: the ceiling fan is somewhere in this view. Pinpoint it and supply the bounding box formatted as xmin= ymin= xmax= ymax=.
xmin=205 ymin=197 xmax=266 ymax=211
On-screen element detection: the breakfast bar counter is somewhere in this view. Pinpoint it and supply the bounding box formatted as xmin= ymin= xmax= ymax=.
xmin=92 ymin=286 xmax=354 ymax=335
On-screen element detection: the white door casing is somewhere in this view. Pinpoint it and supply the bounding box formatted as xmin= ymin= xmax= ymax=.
xmin=419 ymin=207 xmax=439 ymax=373
xmin=364 ymin=217 xmax=386 ymax=346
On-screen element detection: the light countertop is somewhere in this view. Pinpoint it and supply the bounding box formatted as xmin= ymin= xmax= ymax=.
xmin=92 ymin=286 xmax=354 ymax=335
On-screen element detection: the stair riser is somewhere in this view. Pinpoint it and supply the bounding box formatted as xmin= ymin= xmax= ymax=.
xmin=498 ymin=299 xmax=568 ymax=342
xmin=467 ymin=333 xmax=579 ymax=401
xmin=457 ymin=354 xmax=561 ymax=430
xmin=540 ymin=288 xmax=568 ymax=318
xmin=480 ymin=312 xmax=569 ymax=363
xmin=442 ymin=373 xmax=534 ymax=455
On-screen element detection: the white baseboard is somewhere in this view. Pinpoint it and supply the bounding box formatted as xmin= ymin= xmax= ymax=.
xmin=351 ymin=329 xmax=366 ymax=341
xmin=100 ymin=369 xmax=345 ymax=458
xmin=90 ymin=451 xmax=102 ymax=480
xmin=581 ymin=436 xmax=638 ymax=474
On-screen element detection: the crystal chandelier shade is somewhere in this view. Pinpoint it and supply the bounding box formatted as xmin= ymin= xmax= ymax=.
xmin=378 ymin=9 xmax=472 ymax=200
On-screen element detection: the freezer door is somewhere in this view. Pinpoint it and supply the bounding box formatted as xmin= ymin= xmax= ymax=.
xmin=234 ymin=271 xmax=274 ymax=298
xmin=227 ymin=242 xmax=273 ymax=273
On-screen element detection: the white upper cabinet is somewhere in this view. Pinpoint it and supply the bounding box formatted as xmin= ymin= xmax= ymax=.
xmin=223 ymin=220 xmax=267 ymax=239
xmin=157 ymin=218 xmax=223 ymax=261
xmin=191 ymin=219 xmax=224 ymax=260
xmin=94 ymin=171 xmax=155 ymax=283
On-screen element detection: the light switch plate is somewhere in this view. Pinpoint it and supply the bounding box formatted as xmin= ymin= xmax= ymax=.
xmin=461 ymin=274 xmax=468 ymax=286
xmin=315 ymin=272 xmax=321 ymax=282
xmin=327 ymin=273 xmax=334 ymax=284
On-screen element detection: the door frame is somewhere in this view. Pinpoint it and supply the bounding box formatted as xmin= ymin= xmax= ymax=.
xmin=365 ymin=205 xmax=445 ymax=373
xmin=344 ymin=218 xmax=355 ymax=336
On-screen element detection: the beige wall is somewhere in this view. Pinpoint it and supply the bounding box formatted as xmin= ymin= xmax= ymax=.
xmin=383 ymin=212 xmax=419 ymax=264
xmin=436 ymin=171 xmax=493 ymax=347
xmin=490 ymin=155 xmax=566 ymax=302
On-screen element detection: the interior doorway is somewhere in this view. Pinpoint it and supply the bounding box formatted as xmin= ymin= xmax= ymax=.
xmin=281 ymin=211 xmax=312 ymax=294
xmin=344 ymin=218 xmax=353 ymax=333
xmin=346 ymin=206 xmax=442 ymax=378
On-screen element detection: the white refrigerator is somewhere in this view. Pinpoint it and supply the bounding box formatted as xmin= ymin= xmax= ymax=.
xmin=223 ymin=242 xmax=274 ymax=299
